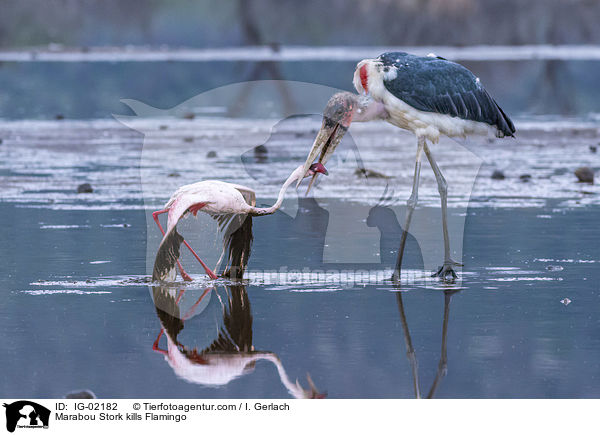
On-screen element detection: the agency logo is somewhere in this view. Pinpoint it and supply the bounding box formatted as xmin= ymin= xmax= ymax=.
xmin=3 ymin=401 xmax=50 ymax=433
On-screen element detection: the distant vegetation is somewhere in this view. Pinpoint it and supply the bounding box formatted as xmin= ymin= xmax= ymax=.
xmin=1 ymin=0 xmax=599 ymax=48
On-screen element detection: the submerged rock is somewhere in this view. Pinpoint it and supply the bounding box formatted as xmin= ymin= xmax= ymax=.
xmin=55 ymin=114 xmax=64 ymax=120
xmin=159 ymin=125 xmax=168 ymax=130
xmin=254 ymin=144 xmax=268 ymax=155
xmin=519 ymin=174 xmax=532 ymax=182
xmin=183 ymin=136 xmax=194 ymax=143
xmin=182 ymin=112 xmax=195 ymax=120
xmin=168 ymin=172 xmax=180 ymax=177
xmin=206 ymin=150 xmax=217 ymax=158
xmin=77 ymin=183 xmax=93 ymax=193
xmin=590 ymin=145 xmax=597 ymax=153
xmin=491 ymin=170 xmax=505 ymax=180
xmin=254 ymin=145 xmax=268 ymax=163
xmin=575 ymin=166 xmax=594 ymax=183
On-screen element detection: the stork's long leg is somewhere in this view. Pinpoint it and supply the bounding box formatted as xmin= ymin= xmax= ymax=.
xmin=396 ymin=291 xmax=421 ymax=398
xmin=153 ymin=209 xmax=217 ymax=280
xmin=422 ymin=144 xmax=462 ymax=281
xmin=392 ymin=136 xmax=425 ymax=283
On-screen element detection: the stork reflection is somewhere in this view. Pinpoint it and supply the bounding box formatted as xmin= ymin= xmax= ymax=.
xmin=151 ymin=283 xmax=325 ymax=398
xmin=396 ymin=288 xmax=457 ymax=398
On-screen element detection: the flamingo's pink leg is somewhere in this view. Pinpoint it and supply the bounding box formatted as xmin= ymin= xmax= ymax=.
xmin=180 ymin=239 xmax=217 ymax=280
xmin=153 ymin=208 xmax=218 ymax=280
xmin=152 ymin=329 xmax=168 ymax=355
xmin=153 ymin=209 xmax=193 ymax=281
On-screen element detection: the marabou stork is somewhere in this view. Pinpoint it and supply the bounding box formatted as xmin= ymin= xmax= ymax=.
xmin=300 ymin=52 xmax=515 ymax=281
xmin=152 ymin=162 xmax=328 ymax=282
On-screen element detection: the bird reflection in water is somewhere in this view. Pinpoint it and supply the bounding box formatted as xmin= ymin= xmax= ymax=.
xmin=151 ymin=283 xmax=325 ymax=398
xmin=395 ymin=287 xmax=458 ymax=398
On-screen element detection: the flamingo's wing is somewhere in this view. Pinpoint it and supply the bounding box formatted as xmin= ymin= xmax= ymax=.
xmin=152 ymin=227 xmax=185 ymax=282
xmin=164 ymin=193 xmax=210 ymax=236
xmin=212 ymin=212 xmax=253 ymax=279
xmin=157 ymin=185 xmax=253 ymax=279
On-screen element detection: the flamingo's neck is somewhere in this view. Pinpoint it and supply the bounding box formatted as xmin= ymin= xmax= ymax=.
xmin=250 ymin=167 xmax=303 ymax=216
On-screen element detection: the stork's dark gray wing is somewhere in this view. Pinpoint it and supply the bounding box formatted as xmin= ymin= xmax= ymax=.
xmin=379 ymin=52 xmax=515 ymax=137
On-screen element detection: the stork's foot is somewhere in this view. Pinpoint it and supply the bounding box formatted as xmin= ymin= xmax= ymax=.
xmin=432 ymin=260 xmax=463 ymax=282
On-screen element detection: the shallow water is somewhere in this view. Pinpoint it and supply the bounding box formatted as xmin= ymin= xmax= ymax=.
xmin=1 ymin=89 xmax=599 ymax=397
xmin=1 ymin=200 xmax=599 ymax=398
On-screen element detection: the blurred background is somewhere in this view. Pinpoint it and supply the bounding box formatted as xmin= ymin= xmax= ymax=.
xmin=1 ymin=0 xmax=600 ymax=119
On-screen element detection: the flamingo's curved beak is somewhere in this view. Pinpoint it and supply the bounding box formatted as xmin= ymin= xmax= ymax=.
xmin=299 ymin=92 xmax=356 ymax=195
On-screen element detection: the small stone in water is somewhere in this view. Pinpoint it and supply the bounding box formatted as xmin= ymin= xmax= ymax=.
xmin=491 ymin=170 xmax=505 ymax=180
xmin=254 ymin=144 xmax=268 ymax=155
xmin=182 ymin=112 xmax=195 ymax=120
xmin=574 ymin=166 xmax=594 ymax=183
xmin=77 ymin=183 xmax=93 ymax=193
xmin=159 ymin=125 xmax=168 ymax=130
xmin=168 ymin=172 xmax=180 ymax=177
xmin=560 ymin=298 xmax=571 ymax=306
xmin=590 ymin=145 xmax=597 ymax=153
xmin=55 ymin=114 xmax=64 ymax=120
xmin=64 ymin=389 xmax=96 ymax=399
xmin=354 ymin=168 xmax=391 ymax=179
xmin=206 ymin=150 xmax=217 ymax=158
xmin=546 ymin=265 xmax=563 ymax=271
xmin=519 ymin=174 xmax=532 ymax=182
xmin=183 ymin=136 xmax=194 ymax=142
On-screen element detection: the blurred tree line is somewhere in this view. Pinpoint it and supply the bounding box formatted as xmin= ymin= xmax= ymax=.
xmin=1 ymin=0 xmax=599 ymax=48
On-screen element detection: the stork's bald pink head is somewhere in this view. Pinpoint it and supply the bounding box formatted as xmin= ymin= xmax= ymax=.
xmin=298 ymin=91 xmax=388 ymax=194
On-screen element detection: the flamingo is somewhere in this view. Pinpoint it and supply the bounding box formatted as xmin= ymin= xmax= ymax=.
xmin=152 ymin=283 xmax=326 ymax=398
xmin=152 ymin=162 xmax=328 ymax=282
xmin=299 ymin=52 xmax=515 ymax=281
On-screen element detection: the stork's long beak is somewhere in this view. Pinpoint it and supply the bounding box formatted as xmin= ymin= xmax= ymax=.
xmin=299 ymin=118 xmax=348 ymax=195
